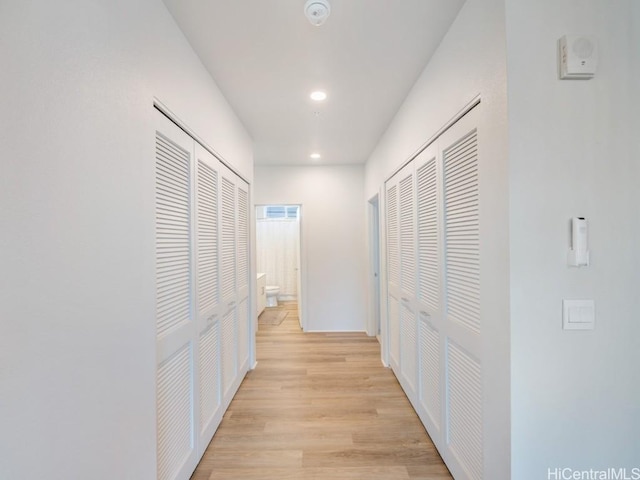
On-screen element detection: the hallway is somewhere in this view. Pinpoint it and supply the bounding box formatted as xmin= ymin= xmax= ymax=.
xmin=191 ymin=304 xmax=452 ymax=480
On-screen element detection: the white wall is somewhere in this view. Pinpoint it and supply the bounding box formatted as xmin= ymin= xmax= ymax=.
xmin=0 ymin=1 xmax=252 ymax=479
xmin=506 ymin=1 xmax=640 ymax=477
xmin=364 ymin=0 xmax=511 ymax=477
xmin=254 ymin=166 xmax=367 ymax=332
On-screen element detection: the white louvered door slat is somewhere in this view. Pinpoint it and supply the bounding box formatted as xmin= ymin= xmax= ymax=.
xmin=194 ymin=144 xmax=223 ymax=455
xmin=447 ymin=340 xmax=483 ymax=480
xmin=196 ymin=157 xmax=219 ymax=315
xmin=416 ymin=155 xmax=439 ymax=312
xmin=157 ymin=345 xmax=193 ymax=480
xmin=397 ymin=163 xmax=418 ymax=401
xmin=399 ymin=173 xmax=415 ymax=297
xmin=400 ymin=301 xmax=417 ymax=393
xmin=237 ymin=185 xmax=249 ymax=294
xmin=220 ymin=175 xmax=236 ymax=303
xmin=219 ymin=164 xmax=239 ymax=400
xmin=388 ymin=293 xmax=400 ymax=367
xmin=419 ymin=315 xmax=440 ymax=429
xmin=386 ymin=184 xmax=399 ymax=289
xmin=440 ymin=107 xmax=483 ymax=480
xmin=156 ymin=134 xmax=191 ymax=337
xmin=236 ymin=182 xmax=250 ymax=371
xmin=386 ymin=162 xmax=418 ymax=397
xmin=415 ymin=142 xmax=444 ymax=441
xmin=198 ymin=322 xmax=220 ymax=433
xmin=385 ymin=179 xmax=400 ymax=372
xmin=444 ymin=130 xmax=480 ymax=334
xmin=237 ymin=297 xmax=249 ymax=370
xmin=221 ymin=307 xmax=236 ymax=395
xmin=155 ymin=113 xmax=197 ymax=480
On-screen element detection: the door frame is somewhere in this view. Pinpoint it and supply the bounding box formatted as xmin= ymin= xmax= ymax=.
xmin=367 ymin=195 xmax=382 ymax=339
xmin=254 ymin=204 xmax=306 ymax=331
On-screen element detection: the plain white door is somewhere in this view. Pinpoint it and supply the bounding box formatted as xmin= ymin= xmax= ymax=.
xmin=295 ymin=208 xmax=303 ymax=329
xmin=368 ymin=195 xmax=381 ymax=338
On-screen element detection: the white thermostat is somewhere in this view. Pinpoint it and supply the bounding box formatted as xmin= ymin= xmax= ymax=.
xmin=559 ymin=35 xmax=597 ymax=79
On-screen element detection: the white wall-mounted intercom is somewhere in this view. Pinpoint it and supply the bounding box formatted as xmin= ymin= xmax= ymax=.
xmin=568 ymin=217 xmax=589 ymax=267
xmin=559 ymin=35 xmax=598 ymax=80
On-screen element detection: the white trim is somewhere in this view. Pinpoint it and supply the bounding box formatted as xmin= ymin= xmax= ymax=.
xmin=367 ymin=194 xmax=381 ymax=337
xmin=385 ymin=94 xmax=481 ymax=183
xmin=153 ymin=98 xmax=250 ymax=185
xmin=254 ymin=203 xmax=306 ymax=332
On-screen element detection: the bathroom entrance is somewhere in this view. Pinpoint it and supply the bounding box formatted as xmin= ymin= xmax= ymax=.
xmin=255 ymin=205 xmax=303 ymax=329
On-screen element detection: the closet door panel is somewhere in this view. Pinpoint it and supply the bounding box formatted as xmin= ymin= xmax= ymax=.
xmin=155 ymin=113 xmax=197 ymax=480
xmin=220 ymin=172 xmax=236 ymax=305
xmin=157 ymin=344 xmax=194 ymax=480
xmin=419 ymin=314 xmax=440 ymax=431
xmin=443 ymin=128 xmax=480 ymax=336
xmin=237 ymin=296 xmax=249 ymax=371
xmin=155 ymin=109 xmax=253 ymax=480
xmin=386 ymin=183 xmax=400 ymax=290
xmin=198 ymin=321 xmax=220 ymax=438
xmin=194 ymin=145 xmax=223 ymax=452
xmin=399 ymin=172 xmax=416 ymax=298
xmin=415 ymin=143 xmax=444 ymax=440
xmin=439 ymin=106 xmax=483 ymax=480
xmin=236 ymin=181 xmax=250 ymax=371
xmin=387 ymin=293 xmax=400 ymax=369
xmin=397 ymin=163 xmax=418 ymax=399
xmin=386 ymin=161 xmax=417 ymax=380
xmin=195 ymin=147 xmax=220 ymax=317
xmin=382 ymin=106 xmax=484 ymax=480
xmin=400 ymin=300 xmax=417 ymax=396
xmin=385 ymin=179 xmax=400 ymax=372
xmin=447 ymin=340 xmax=483 ymax=480
xmin=219 ymin=165 xmax=238 ymax=401
xmin=236 ymin=183 xmax=249 ymax=298
xmin=416 ymin=151 xmax=440 ymax=316
xmin=221 ymin=305 xmax=237 ymax=397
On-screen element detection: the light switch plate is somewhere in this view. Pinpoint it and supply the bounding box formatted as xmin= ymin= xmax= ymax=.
xmin=563 ymin=299 xmax=595 ymax=330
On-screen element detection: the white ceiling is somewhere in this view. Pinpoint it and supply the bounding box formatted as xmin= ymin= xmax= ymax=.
xmin=162 ymin=0 xmax=466 ymax=166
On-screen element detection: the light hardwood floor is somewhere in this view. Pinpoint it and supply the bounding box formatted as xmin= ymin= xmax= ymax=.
xmin=191 ymin=302 xmax=452 ymax=480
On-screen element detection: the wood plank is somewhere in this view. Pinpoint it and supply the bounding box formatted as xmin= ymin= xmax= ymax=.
xmin=190 ymin=303 xmax=452 ymax=480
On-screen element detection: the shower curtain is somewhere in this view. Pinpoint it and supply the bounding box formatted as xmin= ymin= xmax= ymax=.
xmin=256 ymin=218 xmax=299 ymax=299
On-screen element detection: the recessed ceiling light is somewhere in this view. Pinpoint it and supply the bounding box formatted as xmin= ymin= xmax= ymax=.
xmin=310 ymin=91 xmax=327 ymax=102
xmin=310 ymin=153 xmax=321 ymax=160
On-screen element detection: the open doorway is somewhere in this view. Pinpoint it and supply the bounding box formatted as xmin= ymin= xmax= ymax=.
xmin=255 ymin=204 xmax=303 ymax=330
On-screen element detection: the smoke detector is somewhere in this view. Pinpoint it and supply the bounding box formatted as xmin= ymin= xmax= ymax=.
xmin=304 ymin=0 xmax=330 ymax=27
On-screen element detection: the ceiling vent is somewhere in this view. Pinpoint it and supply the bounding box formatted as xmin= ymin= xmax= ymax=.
xmin=304 ymin=0 xmax=331 ymax=27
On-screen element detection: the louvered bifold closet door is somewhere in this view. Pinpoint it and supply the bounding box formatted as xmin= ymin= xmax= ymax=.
xmin=398 ymin=165 xmax=418 ymax=400
xmin=220 ymin=165 xmax=238 ymax=398
xmin=414 ymin=143 xmax=443 ymax=437
xmin=194 ymin=144 xmax=222 ymax=454
xmin=236 ymin=182 xmax=250 ymax=371
xmin=220 ymin=172 xmax=236 ymax=305
xmin=441 ymin=108 xmax=483 ymax=480
xmin=155 ymin=114 xmax=198 ymax=480
xmin=444 ymin=128 xmax=480 ymax=335
xmin=385 ymin=179 xmax=401 ymax=369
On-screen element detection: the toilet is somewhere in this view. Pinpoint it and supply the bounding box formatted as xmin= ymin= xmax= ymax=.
xmin=265 ymin=285 xmax=280 ymax=307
